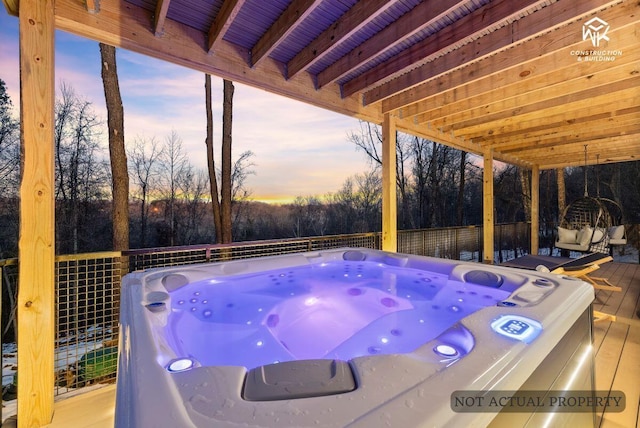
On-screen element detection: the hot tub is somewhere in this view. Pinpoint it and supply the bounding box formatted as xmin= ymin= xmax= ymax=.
xmin=115 ymin=248 xmax=595 ymax=427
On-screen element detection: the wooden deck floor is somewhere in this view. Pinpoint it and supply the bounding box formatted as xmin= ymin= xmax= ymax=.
xmin=3 ymin=261 xmax=639 ymax=428
xmin=592 ymin=261 xmax=640 ymax=428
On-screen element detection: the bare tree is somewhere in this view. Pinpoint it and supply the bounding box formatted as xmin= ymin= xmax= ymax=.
xmin=456 ymin=152 xmax=467 ymax=225
xmin=128 ymin=136 xmax=163 ymax=247
xmin=556 ymin=168 xmax=566 ymax=221
xmin=205 ymin=77 xmax=235 ymax=244
xmin=176 ymin=167 xmax=210 ymax=244
xmin=221 ymin=80 xmax=234 ymax=243
xmin=205 ymin=74 xmax=223 ymax=242
xmin=159 ymin=130 xmax=189 ymax=246
xmin=291 ymin=196 xmax=328 ymax=237
xmin=519 ymin=168 xmax=532 ymax=222
xmin=100 ymin=43 xmax=129 ymax=252
xmin=0 ymin=79 xmax=20 ymax=258
xmin=53 ymin=84 xmax=109 ymax=253
xmin=349 ymin=120 xmax=412 ymax=228
xmin=0 ymin=79 xmax=20 ymax=194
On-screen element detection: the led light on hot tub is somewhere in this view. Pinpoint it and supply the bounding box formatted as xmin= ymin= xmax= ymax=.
xmin=434 ymin=344 xmax=459 ymax=358
xmin=167 ymin=358 xmax=195 ymax=373
xmin=491 ymin=315 xmax=542 ymax=343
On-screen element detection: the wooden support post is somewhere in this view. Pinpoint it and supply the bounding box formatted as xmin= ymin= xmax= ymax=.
xmin=483 ymin=148 xmax=494 ymax=264
xmin=382 ymin=113 xmax=397 ymax=252
xmin=531 ymin=164 xmax=540 ymax=255
xmin=18 ymin=0 xmax=56 ymax=426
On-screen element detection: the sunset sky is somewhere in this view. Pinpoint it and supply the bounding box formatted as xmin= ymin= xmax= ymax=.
xmin=0 ymin=9 xmax=372 ymax=204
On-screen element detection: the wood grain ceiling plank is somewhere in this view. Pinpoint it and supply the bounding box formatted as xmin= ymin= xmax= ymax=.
xmin=475 ymin=103 xmax=640 ymax=147
xmin=377 ymin=0 xmax=629 ymax=111
xmin=405 ymin=29 xmax=640 ymax=122
xmin=433 ymin=62 xmax=640 ymax=136
xmin=489 ymin=117 xmax=640 ymax=149
xmin=521 ymin=137 xmax=640 ymax=168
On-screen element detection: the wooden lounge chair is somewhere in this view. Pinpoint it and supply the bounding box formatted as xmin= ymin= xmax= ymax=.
xmin=501 ymin=253 xmax=620 ymax=323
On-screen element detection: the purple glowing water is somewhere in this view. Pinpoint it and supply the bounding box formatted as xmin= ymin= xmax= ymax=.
xmin=164 ymin=261 xmax=509 ymax=370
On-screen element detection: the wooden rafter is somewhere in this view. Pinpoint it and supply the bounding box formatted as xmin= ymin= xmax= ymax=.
xmin=286 ymin=0 xmax=393 ymax=79
xmin=250 ymin=0 xmax=322 ymax=68
xmin=85 ymin=0 xmax=99 ymax=13
xmin=447 ymin=76 xmax=640 ymax=139
xmin=153 ymin=0 xmax=171 ymax=36
xmin=384 ymin=1 xmax=637 ymax=115
xmin=372 ymin=0 xmax=621 ymax=108
xmin=478 ymin=105 xmax=640 ymax=149
xmin=208 ymin=0 xmax=246 ymax=54
xmin=317 ymin=0 xmax=462 ymax=89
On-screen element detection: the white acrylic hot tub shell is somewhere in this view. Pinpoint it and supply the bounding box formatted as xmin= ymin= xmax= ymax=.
xmin=115 ymin=248 xmax=594 ymax=427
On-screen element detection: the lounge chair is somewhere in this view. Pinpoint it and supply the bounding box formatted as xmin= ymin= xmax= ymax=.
xmin=501 ymin=253 xmax=620 ymax=323
xmin=501 ymin=253 xmax=621 ymax=293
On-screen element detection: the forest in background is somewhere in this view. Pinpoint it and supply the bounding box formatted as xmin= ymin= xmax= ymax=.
xmin=1 ymin=78 xmax=639 ymax=259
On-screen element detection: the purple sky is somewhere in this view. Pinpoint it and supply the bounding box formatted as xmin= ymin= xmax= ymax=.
xmin=0 ymin=9 xmax=371 ymax=203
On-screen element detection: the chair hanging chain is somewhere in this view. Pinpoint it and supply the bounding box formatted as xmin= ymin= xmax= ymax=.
xmin=583 ymin=145 xmax=588 ymax=197
xmin=596 ymin=154 xmax=600 ymax=198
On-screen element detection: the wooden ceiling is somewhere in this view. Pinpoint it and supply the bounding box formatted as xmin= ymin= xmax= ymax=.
xmin=5 ymin=0 xmax=639 ymax=169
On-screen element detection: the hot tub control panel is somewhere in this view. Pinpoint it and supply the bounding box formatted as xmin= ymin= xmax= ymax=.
xmin=490 ymin=315 xmax=542 ymax=344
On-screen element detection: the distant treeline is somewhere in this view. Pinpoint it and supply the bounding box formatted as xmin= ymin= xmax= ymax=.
xmin=1 ymin=79 xmax=639 ymax=258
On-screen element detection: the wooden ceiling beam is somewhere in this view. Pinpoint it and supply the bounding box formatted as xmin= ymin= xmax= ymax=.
xmin=2 ymin=0 xmax=18 ymax=16
xmin=488 ymin=118 xmax=640 ymax=149
xmin=475 ymin=103 xmax=640 ymax=148
xmin=394 ymin=118 xmax=533 ymax=169
xmin=250 ymin=0 xmax=322 ymax=68
xmin=85 ymin=0 xmax=100 ymax=14
xmin=439 ymin=75 xmax=640 ymax=138
xmin=287 ymin=0 xmax=393 ymax=79
xmin=208 ymin=0 xmax=246 ymax=54
xmin=406 ymin=29 xmax=639 ymax=123
xmin=377 ymin=0 xmax=627 ymax=111
xmin=316 ymin=0 xmax=462 ymax=89
xmin=509 ymin=137 xmax=640 ymax=158
xmin=524 ymin=137 xmax=640 ymax=168
xmin=153 ymin=0 xmax=171 ymax=36
xmin=53 ymin=0 xmax=378 ymax=123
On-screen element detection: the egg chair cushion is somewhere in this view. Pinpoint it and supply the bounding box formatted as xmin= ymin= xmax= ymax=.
xmin=557 ymin=227 xmax=578 ymax=244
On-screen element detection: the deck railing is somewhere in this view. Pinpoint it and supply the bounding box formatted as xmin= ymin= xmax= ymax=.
xmin=0 ymin=222 xmax=539 ymax=398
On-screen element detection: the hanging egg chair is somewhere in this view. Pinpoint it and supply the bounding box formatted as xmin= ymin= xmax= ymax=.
xmin=555 ymin=197 xmax=610 ymax=254
xmin=555 ymin=146 xmax=612 ymax=254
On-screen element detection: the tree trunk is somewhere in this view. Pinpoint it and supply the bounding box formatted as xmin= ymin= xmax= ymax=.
xmin=557 ymin=168 xmax=566 ymax=222
xmin=205 ymin=74 xmax=223 ymax=243
xmin=519 ymin=168 xmax=531 ymax=222
xmin=99 ymin=43 xmax=129 ymax=252
xmin=456 ymin=151 xmax=466 ymax=225
xmin=221 ymin=80 xmax=234 ymax=244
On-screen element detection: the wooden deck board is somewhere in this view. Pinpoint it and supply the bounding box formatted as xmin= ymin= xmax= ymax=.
xmin=2 ymin=261 xmax=638 ymax=428
xmin=593 ymin=262 xmax=640 ymax=428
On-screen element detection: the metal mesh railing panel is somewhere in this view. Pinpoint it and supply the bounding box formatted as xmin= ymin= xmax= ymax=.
xmin=54 ymin=253 xmax=122 ymax=394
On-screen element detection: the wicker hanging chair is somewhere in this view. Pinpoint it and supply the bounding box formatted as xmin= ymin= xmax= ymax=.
xmin=555 ymin=196 xmax=611 ymax=254
xmin=555 ymin=147 xmax=613 ymax=254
